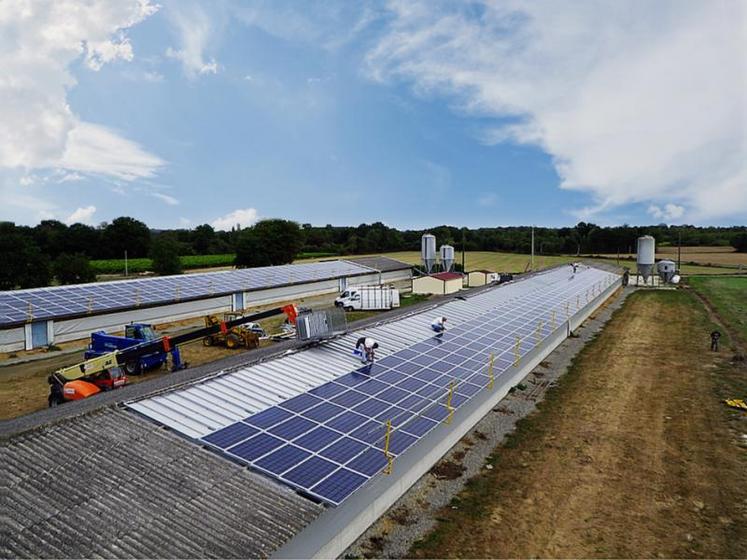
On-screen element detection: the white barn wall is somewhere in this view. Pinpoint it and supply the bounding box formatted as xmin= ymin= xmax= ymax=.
xmin=0 ymin=326 xmax=25 ymax=352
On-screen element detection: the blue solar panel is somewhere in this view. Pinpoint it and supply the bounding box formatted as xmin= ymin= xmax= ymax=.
xmin=196 ymin=266 xmax=620 ymax=505
xmin=0 ymin=260 xmax=374 ymax=326
xmin=203 ymin=422 xmax=258 ymax=448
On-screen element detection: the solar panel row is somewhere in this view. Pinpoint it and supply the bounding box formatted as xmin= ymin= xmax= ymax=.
xmin=199 ymin=266 xmax=618 ymax=505
xmin=0 ymin=260 xmax=374 ymax=326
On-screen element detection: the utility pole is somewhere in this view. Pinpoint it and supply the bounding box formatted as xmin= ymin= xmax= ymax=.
xmin=124 ymin=250 xmax=128 ymax=277
xmin=531 ymin=226 xmax=535 ymax=270
xmin=461 ymin=228 xmax=466 ymax=273
xmin=677 ymin=230 xmax=682 ymax=272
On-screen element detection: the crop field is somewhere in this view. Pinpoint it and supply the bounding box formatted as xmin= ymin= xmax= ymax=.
xmin=91 ymin=254 xmax=235 ymax=274
xmin=300 ymin=250 xmax=738 ymax=275
xmin=593 ymin=246 xmax=747 ymax=268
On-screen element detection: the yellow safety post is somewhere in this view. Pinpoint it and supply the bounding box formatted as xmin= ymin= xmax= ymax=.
xmin=576 ymin=294 xmax=580 ymax=309
xmin=175 ymin=286 xmax=181 ymax=302
xmin=87 ymin=296 xmax=93 ymax=314
xmin=26 ymin=302 xmax=33 ymax=322
xmin=551 ymin=310 xmax=557 ymax=330
xmin=513 ymin=336 xmax=521 ymax=367
xmin=135 ymin=289 xmax=141 ymax=307
xmin=487 ymin=353 xmax=495 ymax=389
xmin=382 ymin=419 xmax=394 ymax=475
xmin=565 ymin=301 xmax=570 ymax=320
xmin=445 ymin=381 xmax=456 ymax=423
xmin=535 ymin=320 xmax=543 ymax=346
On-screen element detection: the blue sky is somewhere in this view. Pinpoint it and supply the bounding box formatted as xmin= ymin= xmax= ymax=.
xmin=0 ymin=1 xmax=744 ymax=229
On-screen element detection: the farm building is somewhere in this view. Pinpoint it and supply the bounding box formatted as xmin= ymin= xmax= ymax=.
xmin=1 ymin=264 xmax=623 ymax=558
xmin=0 ymin=258 xmax=412 ymax=352
xmin=467 ymin=269 xmax=498 ymax=287
xmin=412 ymin=271 xmax=464 ymax=295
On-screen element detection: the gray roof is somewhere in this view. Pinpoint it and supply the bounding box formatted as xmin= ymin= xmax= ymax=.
xmin=2 ymin=407 xmax=322 ymax=559
xmin=343 ymin=256 xmax=412 ymax=273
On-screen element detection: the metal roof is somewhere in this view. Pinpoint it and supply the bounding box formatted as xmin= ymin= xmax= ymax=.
xmin=127 ymin=266 xmax=618 ymax=440
xmin=0 ymin=260 xmax=375 ymax=328
xmin=428 ymin=272 xmax=464 ymax=281
xmin=1 ymin=408 xmax=322 ymax=559
xmin=342 ymin=256 xmax=413 ymax=273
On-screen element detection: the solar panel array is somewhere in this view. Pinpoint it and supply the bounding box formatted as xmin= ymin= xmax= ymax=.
xmin=0 ymin=260 xmax=374 ymax=327
xmin=199 ymin=266 xmax=618 ymax=505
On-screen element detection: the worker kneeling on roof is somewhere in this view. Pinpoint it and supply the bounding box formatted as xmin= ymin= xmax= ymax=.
xmin=431 ymin=316 xmax=447 ymax=333
xmin=354 ymin=336 xmax=378 ymax=363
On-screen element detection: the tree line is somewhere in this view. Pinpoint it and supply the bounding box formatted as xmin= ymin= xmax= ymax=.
xmin=1 ymin=218 xmax=745 ymax=289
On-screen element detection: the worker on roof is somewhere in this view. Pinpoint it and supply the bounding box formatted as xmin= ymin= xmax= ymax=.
xmin=354 ymin=336 xmax=379 ymax=364
xmin=431 ymin=316 xmax=447 ymax=334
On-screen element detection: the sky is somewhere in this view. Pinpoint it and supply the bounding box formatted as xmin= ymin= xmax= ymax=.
xmin=0 ymin=0 xmax=745 ymax=230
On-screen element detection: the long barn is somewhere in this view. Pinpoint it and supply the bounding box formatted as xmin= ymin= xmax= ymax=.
xmin=0 ymin=257 xmax=413 ymax=352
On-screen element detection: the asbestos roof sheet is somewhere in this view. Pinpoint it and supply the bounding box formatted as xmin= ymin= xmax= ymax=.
xmin=1 ymin=408 xmax=322 ymax=559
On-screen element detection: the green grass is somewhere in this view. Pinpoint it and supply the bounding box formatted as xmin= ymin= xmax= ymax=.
xmin=91 ymin=254 xmax=236 ymax=274
xmin=688 ymin=276 xmax=747 ymax=345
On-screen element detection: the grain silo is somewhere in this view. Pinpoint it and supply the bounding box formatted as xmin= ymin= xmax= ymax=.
xmin=421 ymin=234 xmax=437 ymax=273
xmin=636 ymin=236 xmax=655 ymax=280
xmin=440 ymin=245 xmax=455 ymax=272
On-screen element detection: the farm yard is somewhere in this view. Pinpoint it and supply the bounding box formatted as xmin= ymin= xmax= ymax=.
xmin=593 ymin=245 xmax=747 ymax=269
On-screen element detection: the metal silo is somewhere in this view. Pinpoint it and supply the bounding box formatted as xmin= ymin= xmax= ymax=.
xmin=440 ymin=245 xmax=455 ymax=272
xmin=636 ymin=235 xmax=656 ymax=280
xmin=421 ymin=234 xmax=437 ymax=273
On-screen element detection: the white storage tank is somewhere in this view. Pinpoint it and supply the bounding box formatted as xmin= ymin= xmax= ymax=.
xmin=636 ymin=235 xmax=656 ymax=280
xmin=657 ymin=259 xmax=676 ymax=283
xmin=421 ymin=234 xmax=437 ymax=273
xmin=440 ymin=244 xmax=455 ymax=272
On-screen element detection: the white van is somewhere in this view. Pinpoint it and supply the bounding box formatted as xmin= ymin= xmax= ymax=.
xmin=335 ymin=286 xmax=400 ymax=311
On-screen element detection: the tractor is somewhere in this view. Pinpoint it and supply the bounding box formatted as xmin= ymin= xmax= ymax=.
xmin=202 ymin=312 xmax=263 ymax=349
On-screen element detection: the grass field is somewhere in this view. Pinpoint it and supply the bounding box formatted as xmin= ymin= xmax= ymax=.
xmin=689 ymin=276 xmax=747 ymax=344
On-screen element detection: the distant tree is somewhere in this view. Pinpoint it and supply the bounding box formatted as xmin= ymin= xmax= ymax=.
xmin=33 ymin=220 xmax=68 ymax=259
xmin=732 ymin=232 xmax=747 ymax=253
xmin=101 ymin=217 xmax=150 ymax=258
xmin=192 ymin=224 xmax=216 ymax=254
xmin=150 ymin=236 xmax=183 ymax=275
xmin=0 ymin=222 xmax=51 ymax=289
xmin=235 ymin=219 xmax=302 ymax=267
xmin=53 ymin=253 xmax=96 ymax=285
xmin=64 ymin=223 xmax=100 ymax=257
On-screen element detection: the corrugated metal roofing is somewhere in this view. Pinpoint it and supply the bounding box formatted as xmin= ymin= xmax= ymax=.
xmin=430 ymin=272 xmax=464 ymax=281
xmin=343 ymin=256 xmax=413 ymax=272
xmin=1 ymin=408 xmax=322 ymax=559
xmin=128 ymin=266 xmax=619 ymax=440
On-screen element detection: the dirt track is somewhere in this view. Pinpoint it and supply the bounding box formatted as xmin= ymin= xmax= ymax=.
xmin=410 ymin=290 xmax=747 ymax=558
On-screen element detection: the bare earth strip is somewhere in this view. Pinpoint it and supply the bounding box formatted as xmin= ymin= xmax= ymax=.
xmin=407 ymin=290 xmax=747 ymax=558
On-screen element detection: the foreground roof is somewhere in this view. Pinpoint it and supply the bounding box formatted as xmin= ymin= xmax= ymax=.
xmin=2 ymin=408 xmax=322 ymax=559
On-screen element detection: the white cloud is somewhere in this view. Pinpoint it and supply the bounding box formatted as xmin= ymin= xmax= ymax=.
xmin=212 ymin=208 xmax=259 ymax=231
xmin=65 ymin=205 xmax=97 ymax=225
xmin=165 ymin=2 xmax=221 ymax=78
xmin=0 ymin=0 xmax=162 ymax=182
xmin=367 ymin=1 xmax=747 ymax=222
xmin=150 ymin=192 xmax=180 ymax=206
xmin=648 ymin=203 xmax=685 ymax=222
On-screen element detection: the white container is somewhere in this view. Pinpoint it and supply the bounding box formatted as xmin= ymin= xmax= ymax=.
xmin=334 ymin=286 xmax=400 ymax=311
